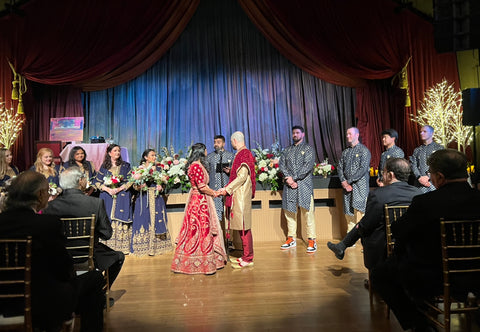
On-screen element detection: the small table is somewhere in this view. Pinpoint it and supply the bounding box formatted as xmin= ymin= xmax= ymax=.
xmin=60 ymin=143 xmax=129 ymax=171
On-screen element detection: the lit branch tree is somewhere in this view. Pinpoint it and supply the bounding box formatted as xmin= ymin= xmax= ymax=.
xmin=0 ymin=98 xmax=25 ymax=149
xmin=410 ymin=79 xmax=472 ymax=152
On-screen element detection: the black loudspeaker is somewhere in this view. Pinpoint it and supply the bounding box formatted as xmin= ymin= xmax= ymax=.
xmin=462 ymin=88 xmax=480 ymax=126
xmin=434 ymin=0 xmax=480 ymax=53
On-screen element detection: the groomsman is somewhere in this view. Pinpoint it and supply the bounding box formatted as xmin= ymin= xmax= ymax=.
xmin=279 ymin=125 xmax=317 ymax=253
xmin=376 ymin=129 xmax=404 ymax=187
xmin=410 ymin=125 xmax=444 ymax=193
xmin=206 ymin=135 xmax=235 ymax=222
xmin=337 ymin=127 xmax=371 ymax=231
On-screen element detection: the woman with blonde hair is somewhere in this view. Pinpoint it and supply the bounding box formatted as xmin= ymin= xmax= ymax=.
xmin=30 ymin=148 xmax=64 ymax=186
xmin=0 ymin=148 xmax=20 ymax=188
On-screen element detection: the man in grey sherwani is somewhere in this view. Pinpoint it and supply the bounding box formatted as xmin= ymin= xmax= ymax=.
xmin=279 ymin=125 xmax=317 ymax=253
xmin=337 ymin=127 xmax=371 ymax=232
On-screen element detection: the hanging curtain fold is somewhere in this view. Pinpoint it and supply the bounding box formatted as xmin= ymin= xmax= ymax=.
xmin=238 ymin=0 xmax=460 ymax=163
xmin=0 ymin=0 xmax=461 ymax=169
xmin=0 ymin=0 xmax=199 ymax=168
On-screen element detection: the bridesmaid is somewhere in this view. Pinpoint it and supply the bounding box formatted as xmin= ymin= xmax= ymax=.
xmin=63 ymin=146 xmax=96 ymax=178
xmin=30 ymin=148 xmax=64 ymax=187
xmin=64 ymin=146 xmax=97 ymax=195
xmin=95 ymin=144 xmax=132 ymax=254
xmin=131 ymin=149 xmax=172 ymax=256
xmin=0 ymin=148 xmax=20 ymax=188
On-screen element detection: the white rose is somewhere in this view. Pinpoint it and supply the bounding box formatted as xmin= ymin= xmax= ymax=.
xmin=258 ymin=160 xmax=268 ymax=168
xmin=103 ymin=177 xmax=112 ymax=186
xmin=258 ymin=173 xmax=268 ymax=182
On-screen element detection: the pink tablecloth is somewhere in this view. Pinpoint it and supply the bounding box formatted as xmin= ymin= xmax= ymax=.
xmin=60 ymin=143 xmax=129 ymax=171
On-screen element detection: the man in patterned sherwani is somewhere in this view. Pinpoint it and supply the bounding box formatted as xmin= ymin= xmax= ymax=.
xmin=376 ymin=128 xmax=404 ymax=187
xmin=410 ymin=125 xmax=444 ymax=193
xmin=338 ymin=127 xmax=371 ymax=232
xmin=279 ymin=126 xmax=317 ymax=253
xmin=206 ymin=135 xmax=235 ymax=222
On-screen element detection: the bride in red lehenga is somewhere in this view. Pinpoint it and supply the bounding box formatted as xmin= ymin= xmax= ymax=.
xmin=171 ymin=143 xmax=227 ymax=275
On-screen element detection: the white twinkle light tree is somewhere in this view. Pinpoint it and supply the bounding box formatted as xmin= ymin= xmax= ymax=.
xmin=0 ymin=98 xmax=25 ymax=149
xmin=410 ymin=79 xmax=472 ymax=152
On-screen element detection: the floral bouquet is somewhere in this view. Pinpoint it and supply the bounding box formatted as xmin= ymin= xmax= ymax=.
xmin=128 ymin=164 xmax=155 ymax=191
xmin=128 ymin=164 xmax=169 ymax=196
xmin=48 ymin=182 xmax=61 ymax=196
xmin=103 ymin=174 xmax=124 ymax=188
xmin=102 ymin=174 xmax=124 ymax=198
xmin=314 ymin=158 xmax=335 ymax=178
xmin=252 ymin=141 xmax=284 ymax=192
xmin=158 ymin=145 xmax=191 ymax=193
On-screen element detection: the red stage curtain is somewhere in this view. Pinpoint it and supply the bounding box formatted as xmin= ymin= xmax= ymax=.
xmin=2 ymin=0 xmax=200 ymax=91
xmin=239 ymin=0 xmax=460 ymax=166
xmin=0 ymin=0 xmax=199 ymax=168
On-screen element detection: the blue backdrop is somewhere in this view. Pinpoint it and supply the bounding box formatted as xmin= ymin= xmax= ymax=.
xmin=83 ymin=0 xmax=356 ymax=165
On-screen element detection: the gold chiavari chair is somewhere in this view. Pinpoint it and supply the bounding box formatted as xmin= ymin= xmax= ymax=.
xmin=0 ymin=237 xmax=33 ymax=332
xmin=374 ymin=204 xmax=409 ymax=316
xmin=421 ymin=218 xmax=480 ymax=332
xmin=60 ymin=214 xmax=111 ymax=312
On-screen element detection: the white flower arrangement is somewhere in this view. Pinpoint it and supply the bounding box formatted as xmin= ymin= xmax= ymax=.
xmin=252 ymin=140 xmax=284 ymax=192
xmin=313 ymin=158 xmax=335 ymax=177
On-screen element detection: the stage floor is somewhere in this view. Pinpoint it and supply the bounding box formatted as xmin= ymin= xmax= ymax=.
xmin=101 ymin=241 xmax=477 ymax=332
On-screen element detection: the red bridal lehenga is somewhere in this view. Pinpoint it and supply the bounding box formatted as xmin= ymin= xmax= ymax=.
xmin=171 ymin=162 xmax=227 ymax=274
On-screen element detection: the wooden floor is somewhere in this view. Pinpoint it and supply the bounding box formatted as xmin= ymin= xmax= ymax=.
xmin=101 ymin=240 xmax=477 ymax=332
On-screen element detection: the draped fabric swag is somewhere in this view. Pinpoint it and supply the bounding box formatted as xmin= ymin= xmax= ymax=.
xmin=0 ymin=0 xmax=459 ymax=169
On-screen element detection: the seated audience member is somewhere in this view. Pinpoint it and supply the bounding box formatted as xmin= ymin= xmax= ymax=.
xmin=371 ymin=149 xmax=480 ymax=331
xmin=43 ymin=167 xmax=125 ymax=288
xmin=0 ymin=171 xmax=105 ymax=332
xmin=327 ymin=158 xmax=421 ymax=270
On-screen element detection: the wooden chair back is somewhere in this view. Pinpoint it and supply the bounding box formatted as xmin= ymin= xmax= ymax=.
xmin=0 ymin=237 xmax=33 ymax=332
xmin=384 ymin=204 xmax=409 ymax=257
xmin=61 ymin=215 xmax=96 ymax=272
xmin=60 ymin=214 xmax=110 ymax=312
xmin=423 ymin=218 xmax=480 ymax=332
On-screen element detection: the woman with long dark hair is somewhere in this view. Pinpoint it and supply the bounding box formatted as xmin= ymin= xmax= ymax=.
xmin=0 ymin=148 xmax=20 ymax=188
xmin=171 ymin=143 xmax=227 ymax=275
xmin=95 ymin=144 xmax=132 ymax=253
xmin=64 ymin=146 xmax=97 ymax=195
xmin=131 ymin=149 xmax=172 ymax=256
xmin=64 ymin=146 xmax=96 ymax=178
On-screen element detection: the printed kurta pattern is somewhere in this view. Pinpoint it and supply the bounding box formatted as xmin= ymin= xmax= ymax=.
xmin=206 ymin=150 xmax=235 ymax=221
xmin=377 ymin=145 xmax=404 ymax=181
xmin=410 ymin=142 xmax=444 ymax=193
xmin=338 ymin=143 xmax=371 ymax=215
xmin=279 ymin=141 xmax=315 ymax=213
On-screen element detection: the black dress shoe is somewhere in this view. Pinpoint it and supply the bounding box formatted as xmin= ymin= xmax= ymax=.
xmin=327 ymin=241 xmax=345 ymax=260
xmin=363 ymin=279 xmax=370 ymax=290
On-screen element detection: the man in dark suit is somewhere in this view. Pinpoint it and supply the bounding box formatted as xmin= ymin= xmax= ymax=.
xmin=327 ymin=158 xmax=421 ymax=270
xmin=43 ymin=166 xmax=125 ymax=287
xmin=371 ymin=149 xmax=480 ymax=331
xmin=0 ymin=171 xmax=105 ymax=332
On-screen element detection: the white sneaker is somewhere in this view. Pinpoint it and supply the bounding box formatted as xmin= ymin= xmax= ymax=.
xmin=306 ymin=239 xmax=317 ymax=253
xmin=280 ymin=237 xmax=296 ymax=250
